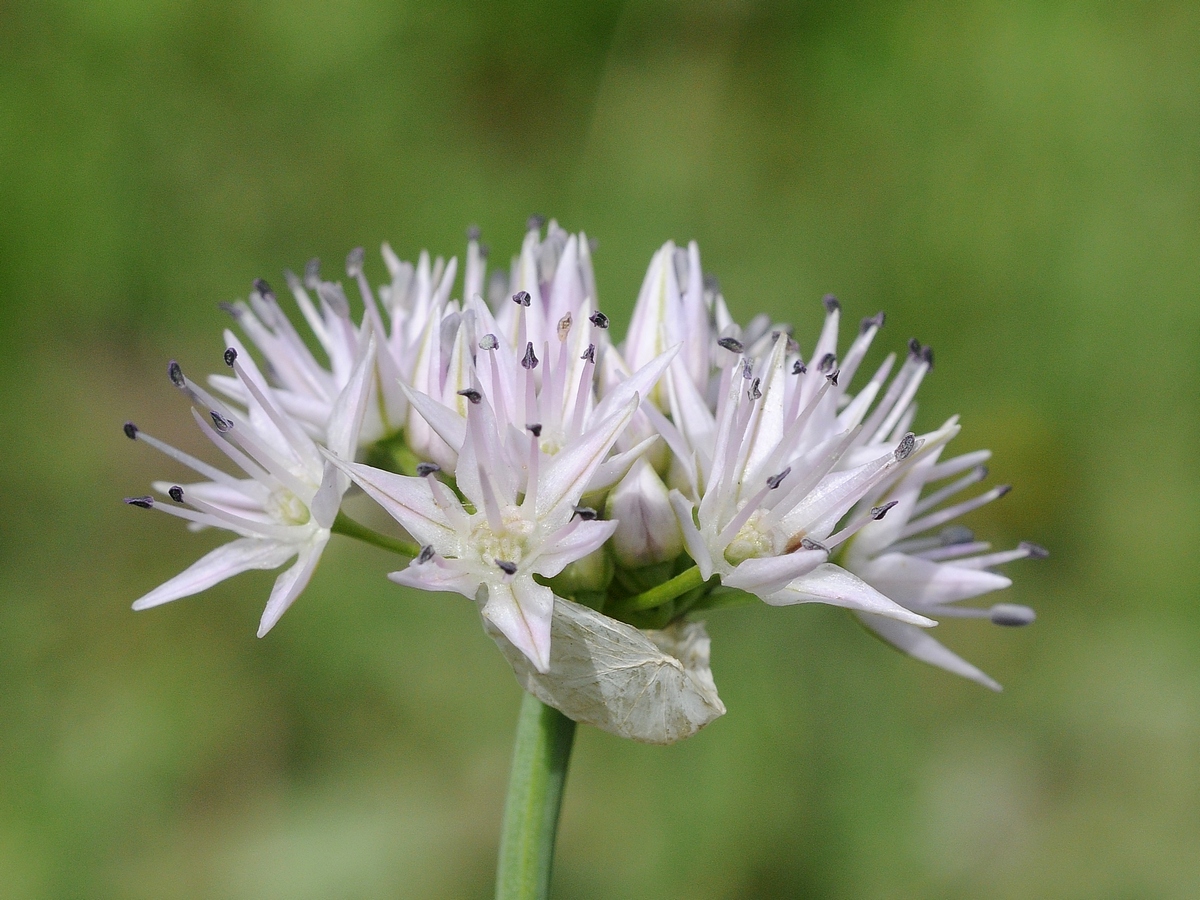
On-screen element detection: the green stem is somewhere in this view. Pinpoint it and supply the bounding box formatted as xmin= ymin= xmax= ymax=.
xmin=330 ymin=512 xmax=419 ymax=558
xmin=495 ymin=692 xmax=577 ymax=900
xmin=621 ymin=565 xmax=707 ymax=612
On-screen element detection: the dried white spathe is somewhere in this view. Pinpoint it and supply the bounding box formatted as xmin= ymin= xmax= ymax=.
xmin=485 ymin=596 xmax=725 ymax=745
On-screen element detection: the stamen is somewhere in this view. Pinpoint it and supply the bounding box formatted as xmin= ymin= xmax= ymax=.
xmin=416 ymin=462 xmax=441 ymax=477
xmin=921 ymin=345 xmax=934 ymax=368
xmin=748 ymin=377 xmax=762 ymax=401
xmin=801 ymin=537 xmax=827 ymax=552
xmin=913 ymin=465 xmax=989 ymax=517
xmin=581 ymin=343 xmax=596 ymax=363
xmin=218 ymin=301 xmax=242 ymax=319
xmin=1021 ymin=541 xmax=1049 ymax=559
xmin=521 ymin=342 xmax=538 ymax=370
xmin=589 ymin=310 xmax=609 ymax=329
xmin=527 ymin=214 xmax=545 ymax=232
xmin=123 ymin=422 xmax=138 ymax=440
xmin=908 ymin=337 xmax=921 ymax=358
xmin=512 ymin=290 xmax=532 ymax=307
xmin=792 ymin=359 xmax=807 ymax=375
xmin=346 ymin=246 xmax=365 ymax=277
xmin=466 ymin=224 xmax=482 ymax=242
xmin=990 ymin=604 xmax=1036 ymax=627
xmin=572 ymin=506 xmax=598 ymax=521
xmin=898 ymin=486 xmax=1012 ymax=540
xmin=871 ymin=500 xmax=899 ymax=520
xmin=557 ymin=313 xmax=572 ymax=341
xmin=210 ymin=411 xmax=235 ymax=433
xmin=818 ymin=353 xmax=837 ymax=374
xmin=168 ymin=360 xmax=185 ymax=388
xmin=253 ymin=278 xmax=275 ymax=302
xmin=766 ymin=467 xmax=791 ymax=490
xmin=125 ymin=496 xmax=154 ymax=509
xmin=457 ymin=388 xmax=482 ymax=404
xmin=168 ymin=485 xmax=184 ymax=502
xmin=496 ymin=559 xmax=518 ymax=576
xmin=304 ymin=258 xmax=321 ymax=290
xmin=418 ymin=544 xmax=436 ymax=564
xmin=894 ymin=432 xmax=917 ymax=461
xmin=224 ymin=347 xmax=237 ymax=367
xmin=717 ymin=337 xmax=744 ymax=354
xmin=480 ymin=333 xmax=499 ymax=351
xmin=526 ymin=423 xmax=543 ymax=437
xmin=860 ymin=311 xmax=885 ymax=333
xmin=822 ymin=294 xmax=840 ymax=313
xmin=827 ymin=369 xmax=840 ymax=386
xmin=741 ymin=358 xmax=753 ymax=380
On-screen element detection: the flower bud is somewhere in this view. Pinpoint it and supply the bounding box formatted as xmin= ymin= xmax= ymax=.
xmin=605 ymin=458 xmax=684 ymax=568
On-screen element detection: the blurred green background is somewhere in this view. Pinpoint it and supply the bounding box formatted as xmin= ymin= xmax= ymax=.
xmin=2 ymin=1 xmax=1197 ymax=897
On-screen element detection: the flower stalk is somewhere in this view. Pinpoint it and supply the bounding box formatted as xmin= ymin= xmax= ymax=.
xmin=495 ymin=692 xmax=577 ymax=900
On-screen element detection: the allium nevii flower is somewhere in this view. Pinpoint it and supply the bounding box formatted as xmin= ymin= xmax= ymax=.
xmin=124 ymin=334 xmax=374 ymax=635
xmin=123 ymin=219 xmax=1044 ymax=749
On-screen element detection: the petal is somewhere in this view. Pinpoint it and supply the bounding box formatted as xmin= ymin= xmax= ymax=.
xmin=857 ymin=612 xmax=1002 ymax=691
xmin=535 ymin=394 xmax=639 ymax=528
xmin=132 ymin=538 xmax=297 ymax=611
xmin=389 ymin=556 xmax=482 ymax=600
xmin=482 ymin=578 xmax=555 ymax=673
xmin=722 ymin=549 xmax=827 ymax=597
xmin=484 ymin=596 xmax=725 ymax=745
xmin=257 ymin=536 xmax=328 ymax=636
xmin=321 ymin=453 xmax=457 ymax=551
xmin=763 ymin=563 xmax=936 ymax=626
xmin=532 ymin=518 xmax=619 ymax=578
xmin=669 ymin=489 xmax=714 ymax=580
xmin=399 ymin=382 xmax=467 ymax=455
xmin=325 ymin=333 xmax=376 ymax=459
xmin=857 ymin=552 xmax=1012 ymax=609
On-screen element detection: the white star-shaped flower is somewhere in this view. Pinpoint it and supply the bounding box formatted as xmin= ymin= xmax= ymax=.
xmin=124 ymin=333 xmax=374 ymax=635
xmin=326 ymin=384 xmax=640 ymax=673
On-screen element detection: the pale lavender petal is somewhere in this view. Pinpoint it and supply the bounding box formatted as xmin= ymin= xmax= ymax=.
xmin=257 ymin=536 xmax=328 ymax=636
xmin=857 ymin=612 xmax=1002 ymax=691
xmin=669 ymin=489 xmax=714 ymax=580
xmin=399 ymin=383 xmax=467 ymax=454
xmin=132 ymin=538 xmax=297 ymax=611
xmin=536 ymin=394 xmax=638 ymax=528
xmin=389 ymin=558 xmax=482 ymax=600
xmin=321 ymin=453 xmax=456 ymax=550
xmin=483 ymin=578 xmax=555 ymax=673
xmin=533 ymin=519 xmax=619 ymax=578
xmin=723 ymin=549 xmax=827 ymax=596
xmin=857 ymin=552 xmax=1012 ymax=609
xmin=763 ymin=563 xmax=935 ymax=626
xmin=325 ymin=334 xmax=376 ymax=459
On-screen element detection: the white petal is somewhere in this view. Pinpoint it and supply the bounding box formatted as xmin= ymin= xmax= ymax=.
xmin=325 ymin=334 xmax=376 ymax=459
xmin=722 ymin=549 xmax=827 ymax=596
xmin=485 ymin=596 xmax=725 ymax=745
xmin=586 ymin=434 xmax=660 ymax=495
xmin=322 ymin=453 xmax=457 ymax=551
xmin=482 ymin=578 xmax=554 ymax=673
xmin=669 ymin=489 xmax=714 ymax=580
xmin=763 ymin=563 xmax=936 ymax=626
xmin=857 ymin=552 xmax=1012 ymax=609
xmin=389 ymin=557 xmax=482 ymax=600
xmin=257 ymin=536 xmax=328 ymax=636
xmin=857 ymin=612 xmax=1002 ymax=691
xmin=132 ymin=538 xmax=297 ymax=611
xmin=308 ymin=460 xmax=344 ymax=530
xmin=532 ymin=519 xmax=619 ymax=578
xmin=536 ymin=394 xmax=638 ymax=527
xmin=399 ymin=383 xmax=467 ymax=455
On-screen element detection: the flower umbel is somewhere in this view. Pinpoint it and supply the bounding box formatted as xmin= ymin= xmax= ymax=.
xmin=123 ymin=220 xmax=1044 ymax=742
